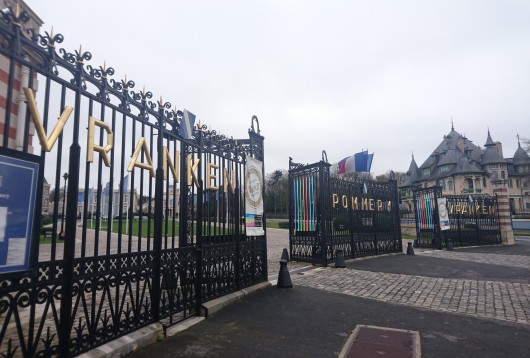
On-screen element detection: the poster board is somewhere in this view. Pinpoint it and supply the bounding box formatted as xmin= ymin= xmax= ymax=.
xmin=245 ymin=157 xmax=264 ymax=236
xmin=437 ymin=197 xmax=451 ymax=231
xmin=0 ymin=147 xmax=40 ymax=275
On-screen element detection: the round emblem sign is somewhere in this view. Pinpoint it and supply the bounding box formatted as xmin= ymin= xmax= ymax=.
xmin=245 ymin=167 xmax=263 ymax=208
xmin=439 ymin=201 xmax=448 ymax=218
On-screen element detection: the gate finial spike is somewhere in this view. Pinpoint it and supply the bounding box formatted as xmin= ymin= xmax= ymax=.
xmin=251 ymin=115 xmax=260 ymax=134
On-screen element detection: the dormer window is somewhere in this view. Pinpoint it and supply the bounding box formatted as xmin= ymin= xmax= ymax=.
xmin=439 ymin=165 xmax=449 ymax=173
xmin=422 ymin=168 xmax=431 ymax=176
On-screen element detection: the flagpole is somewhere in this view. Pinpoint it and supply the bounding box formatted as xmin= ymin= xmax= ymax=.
xmin=90 ymin=187 xmax=94 ymax=229
xmin=125 ymin=175 xmax=129 ymax=235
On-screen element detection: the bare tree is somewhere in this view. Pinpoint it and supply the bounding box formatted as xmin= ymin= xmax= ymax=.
xmin=265 ymin=169 xmax=288 ymax=216
xmin=522 ymin=137 xmax=530 ymax=153
xmin=376 ymin=170 xmax=407 ymax=184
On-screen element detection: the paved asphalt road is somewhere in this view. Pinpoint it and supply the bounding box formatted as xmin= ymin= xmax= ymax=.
xmin=129 ymin=235 xmax=530 ymax=358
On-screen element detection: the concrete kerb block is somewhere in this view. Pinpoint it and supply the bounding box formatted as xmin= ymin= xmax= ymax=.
xmin=165 ymin=317 xmax=205 ymax=337
xmin=200 ymin=281 xmax=272 ymax=317
xmin=240 ymin=281 xmax=271 ymax=295
xmin=77 ymin=323 xmax=163 ymax=358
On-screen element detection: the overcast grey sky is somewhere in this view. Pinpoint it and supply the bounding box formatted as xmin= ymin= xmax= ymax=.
xmin=29 ymin=0 xmax=530 ymax=175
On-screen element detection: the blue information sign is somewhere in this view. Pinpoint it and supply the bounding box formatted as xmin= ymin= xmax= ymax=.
xmin=0 ymin=148 xmax=40 ymax=274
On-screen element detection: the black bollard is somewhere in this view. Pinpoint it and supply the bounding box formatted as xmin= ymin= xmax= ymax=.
xmin=335 ymin=249 xmax=346 ymax=268
xmin=277 ymin=260 xmax=293 ymax=288
xmin=406 ymin=242 xmax=415 ymax=255
xmin=281 ymin=248 xmax=290 ymax=262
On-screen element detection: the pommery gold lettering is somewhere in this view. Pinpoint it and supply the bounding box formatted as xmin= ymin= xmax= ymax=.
xmin=330 ymin=193 xmax=393 ymax=212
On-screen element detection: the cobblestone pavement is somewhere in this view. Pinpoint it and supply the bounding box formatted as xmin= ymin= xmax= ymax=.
xmin=266 ymin=228 xmax=310 ymax=278
xmin=292 ymin=248 xmax=530 ymax=326
xmin=415 ymin=250 xmax=530 ymax=269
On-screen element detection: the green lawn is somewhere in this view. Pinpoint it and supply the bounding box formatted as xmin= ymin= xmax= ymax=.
xmin=84 ymin=219 xmax=234 ymax=237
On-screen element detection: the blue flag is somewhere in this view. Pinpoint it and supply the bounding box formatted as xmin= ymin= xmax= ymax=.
xmin=337 ymin=151 xmax=374 ymax=174
xmin=354 ymin=150 xmax=374 ymax=172
xmin=180 ymin=109 xmax=196 ymax=139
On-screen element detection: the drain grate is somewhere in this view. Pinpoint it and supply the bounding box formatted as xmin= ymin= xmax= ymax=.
xmin=338 ymin=325 xmax=421 ymax=358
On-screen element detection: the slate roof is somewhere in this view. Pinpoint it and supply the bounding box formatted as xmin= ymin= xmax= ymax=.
xmin=400 ymin=154 xmax=420 ymax=187
xmin=513 ymin=144 xmax=530 ymax=166
xmin=402 ymin=127 xmax=509 ymax=187
xmin=480 ymin=130 xmax=506 ymax=165
xmin=417 ymin=128 xmax=485 ymax=178
xmin=402 ymin=126 xmax=528 ymax=191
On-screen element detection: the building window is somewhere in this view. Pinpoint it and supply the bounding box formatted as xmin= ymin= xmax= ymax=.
xmin=516 ymin=179 xmax=520 ymax=188
xmin=501 ymin=171 xmax=505 ymax=179
xmin=491 ymin=171 xmax=498 ymax=180
xmin=439 ymin=165 xmax=449 ymax=173
xmin=438 ymin=179 xmax=445 ymax=190
xmin=422 ymin=168 xmax=430 ymax=176
xmin=509 ymin=178 xmax=513 ymax=188
xmin=483 ymin=178 xmax=487 ymax=187
xmin=448 ymin=180 xmax=453 ymax=190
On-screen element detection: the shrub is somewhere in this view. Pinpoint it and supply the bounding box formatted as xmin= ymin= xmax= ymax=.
xmin=278 ymin=221 xmax=289 ymax=229
xmin=41 ymin=216 xmax=53 ymax=227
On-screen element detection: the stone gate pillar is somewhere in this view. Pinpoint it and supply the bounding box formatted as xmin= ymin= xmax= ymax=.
xmin=493 ymin=186 xmax=515 ymax=245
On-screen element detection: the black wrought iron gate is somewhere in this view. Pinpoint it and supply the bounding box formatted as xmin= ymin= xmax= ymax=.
xmin=0 ymin=8 xmax=266 ymax=357
xmin=288 ymin=155 xmax=402 ymax=266
xmin=413 ymin=186 xmax=501 ymax=248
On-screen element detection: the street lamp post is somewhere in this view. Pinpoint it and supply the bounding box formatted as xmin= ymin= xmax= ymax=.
xmin=60 ymin=172 xmax=68 ymax=239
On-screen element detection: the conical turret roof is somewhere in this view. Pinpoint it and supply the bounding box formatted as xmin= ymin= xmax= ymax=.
xmin=481 ymin=130 xmax=505 ymax=164
xmin=513 ymin=137 xmax=530 ymax=166
xmin=401 ymin=154 xmax=420 ymax=187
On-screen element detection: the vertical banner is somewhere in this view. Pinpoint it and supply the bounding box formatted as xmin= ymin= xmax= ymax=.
xmin=416 ymin=192 xmax=436 ymax=230
xmin=437 ymin=197 xmax=450 ymax=231
xmin=293 ymin=174 xmax=317 ymax=232
xmin=245 ymin=157 xmax=264 ymax=236
xmin=0 ymin=149 xmax=40 ymax=274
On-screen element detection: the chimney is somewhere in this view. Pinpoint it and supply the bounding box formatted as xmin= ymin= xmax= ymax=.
xmin=495 ymin=142 xmax=503 ymax=157
xmin=457 ymin=136 xmax=465 ymax=153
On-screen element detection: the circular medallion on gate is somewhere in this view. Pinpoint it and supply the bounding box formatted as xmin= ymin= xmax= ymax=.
xmin=245 ymin=167 xmax=263 ymax=208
